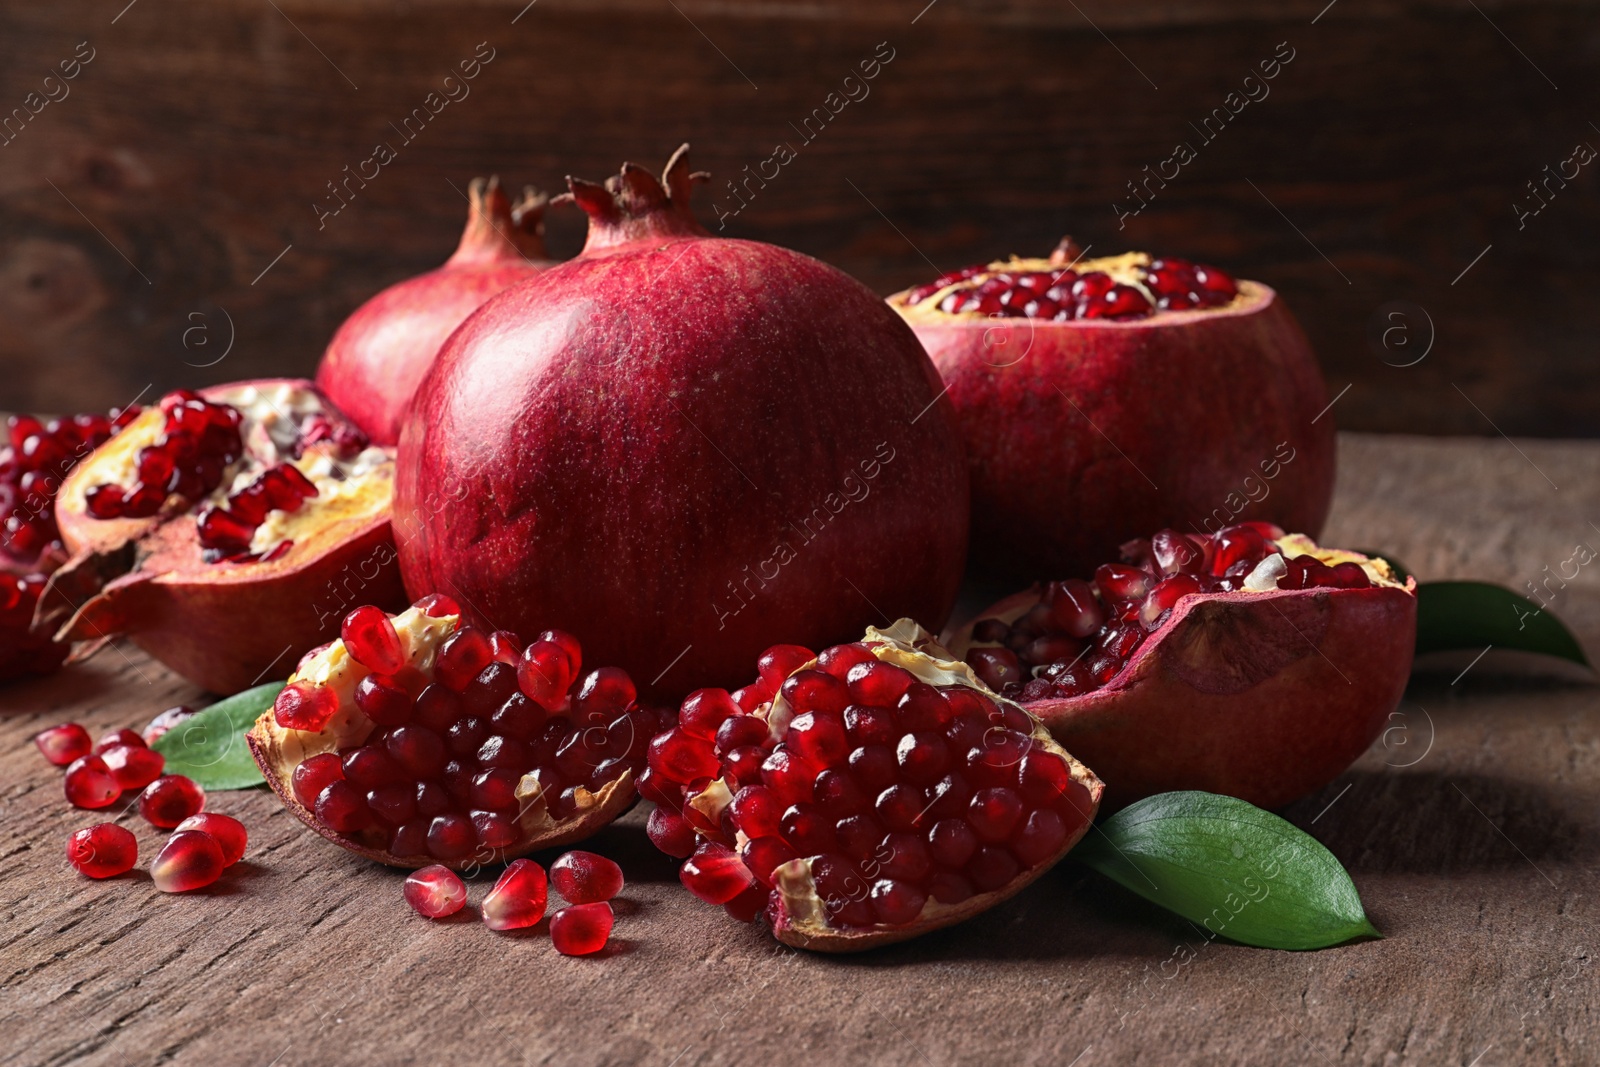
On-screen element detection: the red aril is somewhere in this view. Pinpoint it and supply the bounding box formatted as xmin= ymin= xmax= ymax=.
xmin=1 ymin=406 xmax=134 ymax=576
xmin=142 ymin=706 xmax=195 ymax=745
xmin=248 ymin=597 xmax=667 ymax=869
xmin=482 ymin=858 xmax=548 ymax=931
xmin=0 ymin=572 xmax=68 ymax=680
xmin=35 ymin=722 xmax=91 ymax=766
xmin=395 ymin=146 xmax=968 ymax=700
xmin=550 ymin=850 xmax=623 ymax=904
xmin=175 ymin=813 xmax=247 ymax=866
xmin=404 ymin=864 xmax=468 ymax=919
xmin=945 ymin=527 xmax=1416 ymax=809
xmin=890 ymin=240 xmax=1335 ymax=579
xmin=651 ymin=623 xmax=1102 ymax=951
xmin=549 ymin=902 xmax=613 ymax=956
xmin=64 ymin=756 xmax=120 ymax=809
xmin=151 ymin=830 xmax=225 ymax=892
xmin=140 ymin=775 xmax=205 ymax=828
xmin=317 ymin=178 xmax=557 ymax=445
xmin=101 ymin=743 xmax=165 ymax=790
xmin=66 ymin=823 xmax=137 ymax=878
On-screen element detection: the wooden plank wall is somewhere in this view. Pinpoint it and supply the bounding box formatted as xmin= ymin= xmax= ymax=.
xmin=1 ymin=0 xmax=1595 ymax=436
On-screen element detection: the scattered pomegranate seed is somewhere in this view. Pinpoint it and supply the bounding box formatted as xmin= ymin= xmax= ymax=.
xmin=550 ymin=850 xmax=623 ymax=904
xmin=142 ymin=705 xmax=195 ymax=745
xmin=139 ymin=774 xmax=205 ymax=828
xmin=35 ymin=723 xmax=91 ymax=766
xmin=92 ymin=728 xmax=146 ymax=755
xmin=175 ymin=813 xmax=247 ymax=866
xmin=549 ymin=902 xmax=613 ymax=956
xmin=64 ymin=756 xmax=121 ymax=809
xmin=100 ymin=743 xmax=165 ymax=790
xmin=66 ymin=823 xmax=137 ymax=878
xmin=403 ymin=864 xmax=468 ymax=919
xmin=151 ymin=830 xmax=225 ymax=893
xmin=482 ymin=858 xmax=549 ymax=930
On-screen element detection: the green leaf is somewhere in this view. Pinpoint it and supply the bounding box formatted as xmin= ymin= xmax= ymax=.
xmin=150 ymin=681 xmax=284 ymax=790
xmin=1073 ymin=791 xmax=1379 ymax=950
xmin=1415 ymin=580 xmax=1589 ymax=667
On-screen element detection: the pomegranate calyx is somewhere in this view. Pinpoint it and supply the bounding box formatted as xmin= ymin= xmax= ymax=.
xmin=556 ymin=142 xmax=711 ymax=252
xmin=448 ymin=175 xmax=549 ymax=267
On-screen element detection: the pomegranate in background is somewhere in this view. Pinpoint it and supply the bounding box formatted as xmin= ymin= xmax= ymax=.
xmin=316 ymin=177 xmax=556 ymax=445
xmin=396 ymin=145 xmax=968 ymax=699
xmin=890 ymin=239 xmax=1335 ymax=580
xmin=43 ymin=380 xmax=404 ymax=694
xmin=945 ymin=523 xmax=1416 ymax=810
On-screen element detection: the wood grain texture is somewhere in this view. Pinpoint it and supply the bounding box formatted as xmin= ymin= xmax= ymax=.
xmin=1 ymin=430 xmax=1595 ymax=1065
xmin=0 ymin=1 xmax=1597 ymax=436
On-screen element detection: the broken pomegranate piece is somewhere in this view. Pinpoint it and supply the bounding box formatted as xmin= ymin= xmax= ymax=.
xmin=247 ymin=597 xmax=669 ymax=869
xmin=944 ymin=526 xmax=1417 ymax=810
xmin=42 ymin=380 xmax=405 ymax=693
xmin=644 ymin=621 xmax=1102 ymax=952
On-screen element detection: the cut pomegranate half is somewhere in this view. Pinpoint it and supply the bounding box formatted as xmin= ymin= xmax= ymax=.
xmin=40 ymin=380 xmax=404 ymax=693
xmin=645 ymin=621 xmax=1102 ymax=952
xmin=944 ymin=525 xmax=1417 ymax=810
xmin=247 ymin=597 xmax=669 ymax=869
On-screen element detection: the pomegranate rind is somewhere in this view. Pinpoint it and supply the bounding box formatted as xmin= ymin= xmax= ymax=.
xmin=947 ymin=537 xmax=1417 ymax=811
xmin=706 ymin=621 xmax=1103 ymax=953
xmin=889 ymin=262 xmax=1334 ymax=581
xmin=43 ymin=380 xmax=404 ymax=694
xmin=246 ymin=605 xmax=638 ymax=870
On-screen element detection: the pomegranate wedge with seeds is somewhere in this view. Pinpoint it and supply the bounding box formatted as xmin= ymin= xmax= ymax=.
xmin=889 ymin=239 xmax=1335 ymax=579
xmin=40 ymin=380 xmax=404 ymax=693
xmin=646 ymin=621 xmax=1102 ymax=953
xmin=944 ymin=524 xmax=1417 ymax=811
xmin=247 ymin=597 xmax=668 ymax=869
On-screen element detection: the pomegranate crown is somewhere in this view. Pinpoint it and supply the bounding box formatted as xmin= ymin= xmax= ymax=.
xmin=450 ymin=174 xmax=549 ymax=266
xmin=555 ymin=143 xmax=711 ymax=250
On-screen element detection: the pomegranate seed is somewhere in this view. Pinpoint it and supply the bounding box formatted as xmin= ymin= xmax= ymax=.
xmin=869 ymin=879 xmax=927 ymax=925
xmin=64 ymin=756 xmax=121 ymax=809
xmin=416 ymin=592 xmax=461 ymax=617
xmin=646 ymin=807 xmax=697 ymax=857
xmin=757 ymin=645 xmax=814 ymax=691
xmin=680 ymin=842 xmax=755 ymax=904
xmin=354 ymin=672 xmax=414 ymax=726
xmin=723 ymin=883 xmax=769 ymax=923
xmin=35 ymin=723 xmax=91 ymax=766
xmin=101 ymin=743 xmax=165 ymax=790
xmin=274 ymin=681 xmax=339 ymax=731
xmin=427 ymin=813 xmax=475 ymax=860
xmin=482 ymin=858 xmax=548 ymax=930
xmin=404 ymin=864 xmax=467 ymax=919
xmin=142 ymin=705 xmax=195 ymax=745
xmin=140 ymin=775 xmax=205 ymax=828
xmin=341 ymin=605 xmax=406 ymax=673
xmin=315 ymin=780 xmax=371 ymax=833
xmin=175 ymin=813 xmax=247 ymax=865
xmin=66 ymin=823 xmax=137 ymax=878
xmin=549 ymin=850 xmax=623 ymax=904
xmin=678 ymin=688 xmax=740 ymax=740
xmin=92 ymin=727 xmax=146 ymax=755
xmin=151 ymin=830 xmax=225 ymax=892
xmin=550 ymin=902 xmax=613 ymax=956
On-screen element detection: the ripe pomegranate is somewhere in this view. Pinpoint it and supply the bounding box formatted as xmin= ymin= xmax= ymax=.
xmin=944 ymin=523 xmax=1416 ymax=810
xmin=2 ymin=406 xmax=138 ymax=574
xmin=246 ymin=595 xmax=669 ymax=869
xmin=41 ymin=380 xmax=404 ymax=693
xmin=396 ymin=145 xmax=969 ymax=699
xmin=889 ymin=240 xmax=1335 ymax=579
xmin=316 ymin=177 xmax=556 ymax=446
xmin=645 ymin=621 xmax=1102 ymax=952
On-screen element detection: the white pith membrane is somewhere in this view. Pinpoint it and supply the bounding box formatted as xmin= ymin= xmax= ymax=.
xmin=247 ymin=606 xmax=634 ymax=861
xmin=945 ymin=534 xmax=1408 ymax=689
xmin=687 ymin=620 xmax=1101 ymax=943
xmin=888 ymin=251 xmax=1255 ymax=325
xmin=60 ymin=381 xmax=391 ymax=565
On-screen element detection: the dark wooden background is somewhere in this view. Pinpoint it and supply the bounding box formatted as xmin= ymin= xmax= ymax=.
xmin=1 ymin=0 xmax=1596 ymax=436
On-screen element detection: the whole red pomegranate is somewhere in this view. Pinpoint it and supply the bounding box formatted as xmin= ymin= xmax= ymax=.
xmin=890 ymin=240 xmax=1335 ymax=579
xmin=316 ymin=177 xmax=555 ymax=445
xmin=645 ymin=622 xmax=1102 ymax=951
xmin=43 ymin=380 xmax=404 ymax=693
xmin=396 ymin=146 xmax=969 ymax=698
xmin=945 ymin=522 xmax=1416 ymax=810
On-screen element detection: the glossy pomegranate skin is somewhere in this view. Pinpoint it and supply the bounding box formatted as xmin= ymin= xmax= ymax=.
xmin=397 ymin=147 xmax=968 ymax=698
xmin=317 ymin=178 xmax=555 ymax=446
xmin=895 ymin=271 xmax=1334 ymax=580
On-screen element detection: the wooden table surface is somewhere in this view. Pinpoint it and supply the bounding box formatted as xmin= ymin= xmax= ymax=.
xmin=3 ymin=431 xmax=1596 ymax=1067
